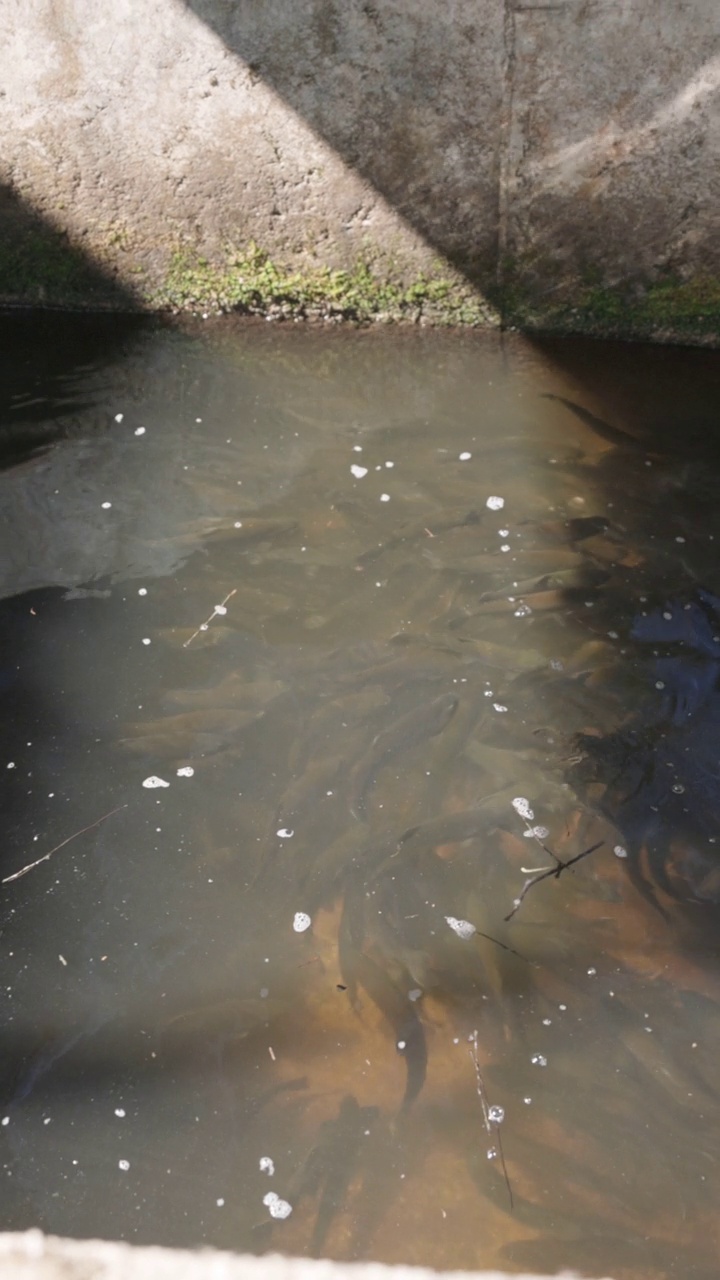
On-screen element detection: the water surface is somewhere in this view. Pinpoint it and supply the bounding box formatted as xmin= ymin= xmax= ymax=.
xmin=1 ymin=316 xmax=720 ymax=1280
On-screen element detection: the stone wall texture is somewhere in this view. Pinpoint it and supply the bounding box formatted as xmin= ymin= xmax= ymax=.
xmin=0 ymin=0 xmax=719 ymax=334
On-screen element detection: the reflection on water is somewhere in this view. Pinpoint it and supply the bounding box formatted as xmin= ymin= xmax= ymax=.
xmin=1 ymin=318 xmax=720 ymax=1279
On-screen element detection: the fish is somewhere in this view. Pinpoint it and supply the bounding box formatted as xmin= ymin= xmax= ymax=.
xmin=153 ymin=515 xmax=299 ymax=549
xmin=164 ymin=676 xmax=287 ymax=712
xmin=357 ymin=508 xmax=483 ymax=565
xmin=541 ymin=394 xmax=646 ymax=452
xmin=350 ymin=950 xmax=427 ymax=1110
xmin=348 ymin=692 xmax=459 ymax=818
xmin=120 ymin=707 xmax=265 ymax=759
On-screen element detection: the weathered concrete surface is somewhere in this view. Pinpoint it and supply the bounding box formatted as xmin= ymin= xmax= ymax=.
xmin=0 ymin=1232 xmax=613 ymax=1280
xmin=0 ymin=0 xmax=719 ymax=334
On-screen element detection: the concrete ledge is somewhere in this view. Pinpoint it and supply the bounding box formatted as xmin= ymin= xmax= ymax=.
xmin=0 ymin=1233 xmax=612 ymax=1280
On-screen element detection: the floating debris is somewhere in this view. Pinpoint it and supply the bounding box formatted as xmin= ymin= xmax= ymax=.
xmin=293 ymin=912 xmax=312 ymax=933
xmin=263 ymin=1191 xmax=292 ymax=1219
xmin=445 ymin=916 xmax=477 ymax=940
xmin=142 ymin=776 xmax=170 ymax=789
xmin=512 ymin=797 xmax=535 ymax=821
xmin=351 ymin=465 xmax=368 ymax=479
xmin=486 ymin=495 xmax=505 ymax=510
xmin=259 ymin=1156 xmax=275 ymax=1176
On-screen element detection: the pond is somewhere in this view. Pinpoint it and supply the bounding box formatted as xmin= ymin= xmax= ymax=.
xmin=1 ymin=314 xmax=720 ymax=1280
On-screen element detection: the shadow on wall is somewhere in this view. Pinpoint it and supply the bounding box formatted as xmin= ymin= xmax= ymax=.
xmin=180 ymin=0 xmax=720 ymax=321
xmin=181 ymin=0 xmax=504 ymax=293
xmin=0 ymin=183 xmax=137 ymax=312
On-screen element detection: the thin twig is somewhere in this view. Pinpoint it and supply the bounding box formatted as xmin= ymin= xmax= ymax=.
xmin=2 ymin=804 xmax=128 ymax=885
xmin=504 ymin=840 xmax=604 ymax=922
xmin=469 ymin=1030 xmax=513 ymax=1209
xmin=182 ymin=588 xmax=237 ymax=648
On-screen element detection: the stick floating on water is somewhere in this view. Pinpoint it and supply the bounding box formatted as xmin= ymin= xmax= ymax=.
xmin=2 ymin=804 xmax=128 ymax=885
xmin=469 ymin=1029 xmax=513 ymax=1209
xmin=505 ymin=840 xmax=604 ymax=922
xmin=183 ymin=589 xmax=237 ymax=648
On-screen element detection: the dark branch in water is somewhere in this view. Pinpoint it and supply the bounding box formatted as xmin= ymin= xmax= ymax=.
xmin=504 ymin=840 xmax=604 ymax=922
xmin=2 ymin=804 xmax=128 ymax=885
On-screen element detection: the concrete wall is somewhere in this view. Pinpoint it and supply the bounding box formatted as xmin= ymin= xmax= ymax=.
xmin=1 ymin=0 xmax=719 ymax=336
xmin=0 ymin=1232 xmax=612 ymax=1280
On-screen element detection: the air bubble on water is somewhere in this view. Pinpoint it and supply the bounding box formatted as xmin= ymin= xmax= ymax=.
xmin=607 ymin=630 xmax=619 ymax=639
xmin=352 ymin=445 xmax=363 ymax=452
xmin=487 ymin=1147 xmax=498 ymax=1160
xmin=397 ymin=1040 xmax=406 ymax=1051
xmin=138 ymin=588 xmax=147 ymax=596
xmin=613 ymin=844 xmax=628 ymax=858
xmin=523 ymin=1097 xmax=532 ymax=1105
xmin=587 ymin=967 xmax=597 ymax=976
xmin=523 ymin=825 xmax=549 ymax=839
xmin=493 ymin=703 xmax=508 ymax=713
xmin=259 ymin=1157 xmax=275 ymax=1176
xmin=114 ymin=1108 xmax=126 ymax=1118
xmin=142 ymin=638 xmax=151 ymax=645
xmin=459 ymin=452 xmax=472 ymax=461
xmin=216 ymin=1198 xmax=225 ymax=1207
xmin=530 ymin=1054 xmax=547 ymax=1067
xmin=672 ymin=783 xmax=685 ymax=794
xmin=101 ymin=501 xmax=112 ymax=510
xmin=293 ymin=912 xmax=311 ymax=933
xmin=277 ymin=828 xmax=294 ymax=838
xmin=514 ymin=603 xmax=532 ymax=617
xmin=542 ymin=1018 xmax=552 ymax=1026
xmin=498 ymin=529 xmax=509 ymax=537
xmin=512 ymin=797 xmax=534 ymax=821
xmin=385 ymin=461 xmax=394 ymax=468
xmin=408 ymin=988 xmax=422 ymax=1002
xmin=500 ymin=544 xmax=510 ymax=553
xmin=118 ymin=1160 xmax=130 ymax=1171
xmin=142 ymin=776 xmax=170 ymax=789
xmin=655 ymin=680 xmax=665 ymax=690
xmin=350 ymin=465 xmax=368 ymax=479
xmin=176 ymin=766 xmax=194 ymax=778
xmin=488 ymin=1105 xmax=505 ymax=1124
xmin=445 ymin=916 xmax=477 ymax=940
xmin=380 ymin=493 xmax=391 ymax=502
xmin=214 ymin=605 xmax=227 ymax=616
xmin=114 ymin=413 xmax=124 ymax=423
xmin=676 ymin=536 xmax=686 ymax=544
xmin=486 ymin=496 xmax=505 ymax=510
xmin=134 ymin=426 xmax=145 ymax=436
xmin=1 ymin=1117 xmax=9 ymax=1126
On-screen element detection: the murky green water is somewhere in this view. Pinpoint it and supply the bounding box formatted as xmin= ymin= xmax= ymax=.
xmin=2 ymin=315 xmax=720 ymax=1279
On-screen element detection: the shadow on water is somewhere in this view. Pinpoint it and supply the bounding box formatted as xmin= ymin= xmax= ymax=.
xmin=0 ymin=311 xmax=150 ymax=470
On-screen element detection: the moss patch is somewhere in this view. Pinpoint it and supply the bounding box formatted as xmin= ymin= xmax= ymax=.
xmin=152 ymin=243 xmax=498 ymax=327
xmin=500 ymin=270 xmax=720 ymax=343
xmin=0 ymin=222 xmax=133 ymax=309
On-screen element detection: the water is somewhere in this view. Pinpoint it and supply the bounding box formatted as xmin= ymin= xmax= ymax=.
xmin=1 ymin=315 xmax=720 ymax=1279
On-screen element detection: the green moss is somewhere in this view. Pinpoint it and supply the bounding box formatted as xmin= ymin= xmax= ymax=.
xmin=0 ymin=224 xmax=130 ymax=308
xmin=499 ymin=267 xmax=720 ymax=342
xmin=152 ymin=243 xmax=497 ymax=327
